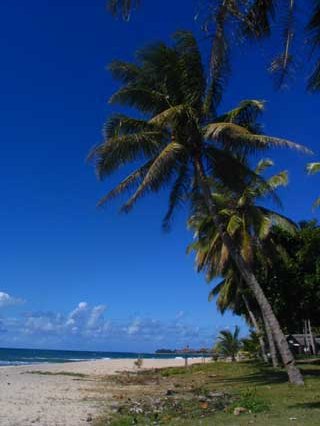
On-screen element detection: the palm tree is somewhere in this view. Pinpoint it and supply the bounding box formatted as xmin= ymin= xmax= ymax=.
xmin=107 ymin=1 xmax=320 ymax=91
xmin=215 ymin=326 xmax=242 ymax=361
xmin=307 ymin=162 xmax=320 ymax=208
xmin=210 ymin=275 xmax=270 ymax=363
xmin=90 ymin=31 xmax=306 ymax=384
xmin=188 ymin=159 xmax=293 ymax=366
xmin=188 ymin=158 xmax=295 ymax=281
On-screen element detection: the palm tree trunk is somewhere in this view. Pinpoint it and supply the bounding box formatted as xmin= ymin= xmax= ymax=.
xmin=241 ymin=294 xmax=268 ymax=363
xmin=262 ymin=312 xmax=279 ymax=368
xmin=308 ymin=319 xmax=316 ymax=355
xmin=194 ymin=157 xmax=304 ymax=385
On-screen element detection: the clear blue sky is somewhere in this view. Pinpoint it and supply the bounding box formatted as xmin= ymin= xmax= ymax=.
xmin=0 ymin=0 xmax=318 ymax=352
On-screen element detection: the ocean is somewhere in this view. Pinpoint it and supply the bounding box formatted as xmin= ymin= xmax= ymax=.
xmin=0 ymin=347 xmax=197 ymax=366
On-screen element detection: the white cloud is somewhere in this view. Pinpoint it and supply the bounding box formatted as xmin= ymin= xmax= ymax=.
xmin=0 ymin=300 xmax=216 ymax=350
xmin=87 ymin=305 xmax=106 ymax=329
xmin=127 ymin=318 xmax=141 ymax=335
xmin=0 ymin=292 xmax=24 ymax=308
xmin=66 ymin=302 xmax=89 ymax=327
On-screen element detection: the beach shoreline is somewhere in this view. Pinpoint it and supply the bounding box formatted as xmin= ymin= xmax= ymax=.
xmin=0 ymin=357 xmax=206 ymax=425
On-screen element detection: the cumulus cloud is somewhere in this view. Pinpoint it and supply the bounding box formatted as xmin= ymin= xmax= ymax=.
xmin=0 ymin=292 xmax=24 ymax=308
xmin=0 ymin=299 xmax=215 ymax=350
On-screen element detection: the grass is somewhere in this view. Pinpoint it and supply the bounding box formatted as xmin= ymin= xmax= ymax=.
xmin=94 ymin=360 xmax=320 ymax=425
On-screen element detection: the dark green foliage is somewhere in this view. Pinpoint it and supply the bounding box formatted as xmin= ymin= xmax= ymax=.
xmin=232 ymin=388 xmax=270 ymax=413
xmin=90 ymin=32 xmax=304 ymax=229
xmin=215 ymin=326 xmax=242 ymax=360
xmin=188 ymin=158 xmax=294 ymax=321
xmin=242 ymin=331 xmax=263 ymax=358
xmin=255 ymin=220 xmax=320 ymax=332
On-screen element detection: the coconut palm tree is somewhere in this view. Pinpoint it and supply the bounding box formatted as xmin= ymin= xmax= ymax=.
xmin=210 ymin=275 xmax=270 ymax=363
xmin=188 ymin=158 xmax=296 ymax=280
xmin=188 ymin=159 xmax=293 ymax=366
xmin=307 ymin=162 xmax=320 ymax=208
xmin=215 ymin=325 xmax=242 ymax=361
xmin=90 ymin=31 xmax=306 ymax=384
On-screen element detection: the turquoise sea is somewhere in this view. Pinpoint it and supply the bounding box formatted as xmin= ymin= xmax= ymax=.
xmin=0 ymin=348 xmax=196 ymax=366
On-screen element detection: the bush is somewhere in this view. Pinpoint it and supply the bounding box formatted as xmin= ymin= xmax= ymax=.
xmin=232 ymin=388 xmax=269 ymax=413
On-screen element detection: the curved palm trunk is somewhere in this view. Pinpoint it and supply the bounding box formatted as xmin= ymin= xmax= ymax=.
xmin=262 ymin=312 xmax=279 ymax=368
xmin=194 ymin=157 xmax=304 ymax=385
xmin=242 ymin=295 xmax=268 ymax=363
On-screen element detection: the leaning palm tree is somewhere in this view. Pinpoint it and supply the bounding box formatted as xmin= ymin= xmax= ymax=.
xmin=90 ymin=31 xmax=306 ymax=384
xmin=307 ymin=162 xmax=320 ymax=208
xmin=188 ymin=159 xmax=294 ymax=366
xmin=215 ymin=326 xmax=242 ymax=361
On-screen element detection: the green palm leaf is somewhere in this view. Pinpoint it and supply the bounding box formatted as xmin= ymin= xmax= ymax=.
xmin=121 ymin=142 xmax=186 ymax=212
xmin=307 ymin=162 xmax=320 ymax=174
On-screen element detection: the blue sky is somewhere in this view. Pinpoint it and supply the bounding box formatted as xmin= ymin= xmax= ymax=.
xmin=0 ymin=0 xmax=319 ymax=352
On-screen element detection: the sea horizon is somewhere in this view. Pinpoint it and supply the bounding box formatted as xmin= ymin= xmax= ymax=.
xmin=0 ymin=346 xmax=203 ymax=366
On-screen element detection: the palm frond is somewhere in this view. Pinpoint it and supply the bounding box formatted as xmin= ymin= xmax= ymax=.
xmin=162 ymin=165 xmax=190 ymax=231
xmin=90 ymin=131 xmax=162 ymax=179
xmin=97 ymin=160 xmax=153 ymax=207
xmin=103 ymin=114 xmax=154 ymax=139
xmin=307 ymin=162 xmax=320 ymax=174
xmin=121 ymin=142 xmax=186 ymax=212
xmin=306 ymin=2 xmax=320 ymax=90
xmin=313 ymin=197 xmax=320 ymax=210
xmin=268 ymin=0 xmax=296 ymax=90
xmin=107 ymin=0 xmax=140 ymax=20
xmin=208 ymin=279 xmax=225 ymax=302
xmin=205 ymin=122 xmax=311 ymax=153
xmin=266 ymin=170 xmax=289 ymax=189
xmin=173 ymin=31 xmax=206 ymax=109
xmin=254 ymin=158 xmax=274 ymax=174
xmin=108 ymin=61 xmax=140 ymax=83
xmin=215 ymin=99 xmax=265 ymax=130
xmin=242 ymin=0 xmax=276 ymax=39
xmin=258 ymin=206 xmax=297 ymax=233
xmin=204 ymin=0 xmax=232 ymax=115
xmin=109 ymin=86 xmax=170 ymax=114
xmin=308 ymin=60 xmax=320 ymax=91
xmin=227 ymin=214 xmax=242 ymax=236
xmin=149 ymin=105 xmax=188 ymax=127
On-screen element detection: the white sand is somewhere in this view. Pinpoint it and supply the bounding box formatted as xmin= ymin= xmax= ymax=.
xmin=0 ymin=357 xmax=204 ymax=425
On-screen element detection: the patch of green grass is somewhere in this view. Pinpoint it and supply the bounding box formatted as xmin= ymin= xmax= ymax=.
xmin=95 ymin=361 xmax=320 ymax=426
xmin=230 ymin=387 xmax=270 ymax=413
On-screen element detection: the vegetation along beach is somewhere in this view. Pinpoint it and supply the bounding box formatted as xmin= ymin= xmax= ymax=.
xmin=1 ymin=0 xmax=320 ymax=424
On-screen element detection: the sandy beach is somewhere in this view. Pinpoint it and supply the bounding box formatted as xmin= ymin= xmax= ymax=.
xmin=0 ymin=358 xmax=204 ymax=426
